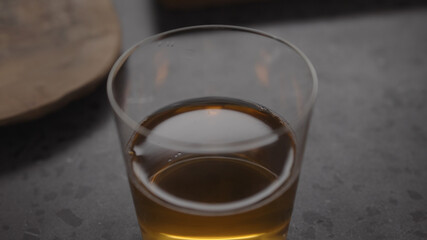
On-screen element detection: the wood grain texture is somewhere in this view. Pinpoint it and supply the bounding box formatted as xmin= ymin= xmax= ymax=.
xmin=0 ymin=0 xmax=121 ymax=125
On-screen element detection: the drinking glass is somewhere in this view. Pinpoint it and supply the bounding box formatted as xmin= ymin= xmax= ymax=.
xmin=107 ymin=25 xmax=317 ymax=240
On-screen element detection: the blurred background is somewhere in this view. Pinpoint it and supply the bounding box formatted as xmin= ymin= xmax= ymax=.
xmin=1 ymin=0 xmax=427 ymax=239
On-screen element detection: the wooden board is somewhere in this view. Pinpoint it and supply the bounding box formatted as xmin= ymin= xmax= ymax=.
xmin=0 ymin=0 xmax=121 ymax=125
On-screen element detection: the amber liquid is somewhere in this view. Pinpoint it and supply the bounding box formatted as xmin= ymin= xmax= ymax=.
xmin=128 ymin=97 xmax=298 ymax=240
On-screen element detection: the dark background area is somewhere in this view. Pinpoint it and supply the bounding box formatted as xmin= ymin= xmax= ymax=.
xmin=151 ymin=0 xmax=427 ymax=31
xmin=1 ymin=0 xmax=427 ymax=239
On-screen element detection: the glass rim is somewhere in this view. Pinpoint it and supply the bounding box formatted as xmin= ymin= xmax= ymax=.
xmin=107 ymin=25 xmax=318 ymax=151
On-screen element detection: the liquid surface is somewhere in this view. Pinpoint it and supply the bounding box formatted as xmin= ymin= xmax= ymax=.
xmin=128 ymin=97 xmax=298 ymax=240
xmin=148 ymin=107 xmax=275 ymax=144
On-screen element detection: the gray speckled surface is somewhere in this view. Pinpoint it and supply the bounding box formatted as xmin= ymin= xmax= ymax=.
xmin=1 ymin=1 xmax=427 ymax=239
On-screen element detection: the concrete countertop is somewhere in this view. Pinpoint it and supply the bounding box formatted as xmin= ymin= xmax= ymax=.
xmin=1 ymin=1 xmax=426 ymax=239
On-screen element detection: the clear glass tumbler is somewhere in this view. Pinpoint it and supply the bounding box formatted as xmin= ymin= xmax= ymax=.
xmin=107 ymin=25 xmax=317 ymax=240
